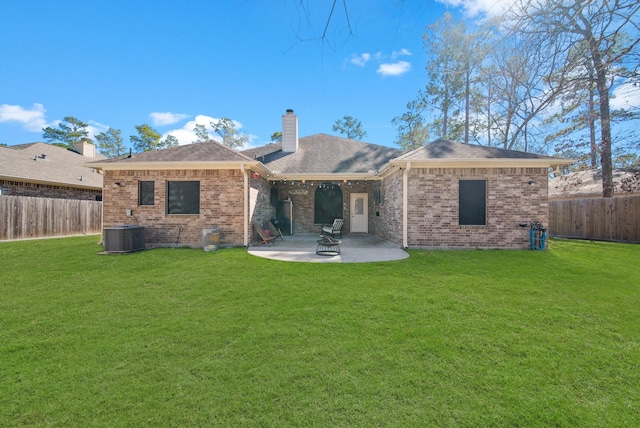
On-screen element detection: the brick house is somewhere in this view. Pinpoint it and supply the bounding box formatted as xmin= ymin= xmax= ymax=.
xmin=0 ymin=141 xmax=103 ymax=200
xmin=88 ymin=110 xmax=571 ymax=249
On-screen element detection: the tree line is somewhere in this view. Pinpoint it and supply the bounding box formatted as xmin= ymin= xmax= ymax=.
xmin=41 ymin=115 xmax=369 ymax=158
xmin=391 ymin=0 xmax=639 ymax=197
xmin=41 ymin=117 xmax=253 ymax=158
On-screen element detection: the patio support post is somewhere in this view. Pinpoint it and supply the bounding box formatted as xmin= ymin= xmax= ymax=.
xmin=402 ymin=161 xmax=411 ymax=249
xmin=240 ymin=164 xmax=248 ymax=247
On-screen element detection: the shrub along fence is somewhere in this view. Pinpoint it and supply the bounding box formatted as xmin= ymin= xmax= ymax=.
xmin=0 ymin=195 xmax=102 ymax=241
xmin=549 ymin=195 xmax=640 ymax=243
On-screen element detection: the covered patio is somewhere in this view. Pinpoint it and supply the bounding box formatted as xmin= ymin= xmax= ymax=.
xmin=248 ymin=233 xmax=408 ymax=263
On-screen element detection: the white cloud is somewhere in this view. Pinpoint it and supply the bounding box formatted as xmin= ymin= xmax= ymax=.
xmin=149 ymin=111 xmax=190 ymax=126
xmin=377 ymin=61 xmax=411 ymax=77
xmin=437 ymin=0 xmax=514 ymax=18
xmin=86 ymin=120 xmax=109 ymax=139
xmin=351 ymin=52 xmax=371 ymax=67
xmin=348 ymin=50 xmax=412 ymax=76
xmin=392 ymin=48 xmax=412 ymax=59
xmin=162 ymin=114 xmax=255 ymax=147
xmin=0 ymin=103 xmax=49 ymax=131
xmin=610 ymin=82 xmax=640 ymax=110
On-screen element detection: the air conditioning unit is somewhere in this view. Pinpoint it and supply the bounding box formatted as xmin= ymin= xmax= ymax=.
xmin=103 ymin=226 xmax=145 ymax=253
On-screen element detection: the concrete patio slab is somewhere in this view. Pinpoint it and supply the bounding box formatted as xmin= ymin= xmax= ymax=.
xmin=248 ymin=233 xmax=409 ymax=263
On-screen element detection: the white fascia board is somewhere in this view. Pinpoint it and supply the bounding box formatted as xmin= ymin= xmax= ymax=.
xmin=388 ymin=158 xmax=575 ymax=169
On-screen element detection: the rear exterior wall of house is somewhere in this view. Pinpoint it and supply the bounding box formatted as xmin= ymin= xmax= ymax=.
xmin=406 ymin=167 xmax=549 ymax=249
xmin=103 ymin=169 xmax=247 ymax=248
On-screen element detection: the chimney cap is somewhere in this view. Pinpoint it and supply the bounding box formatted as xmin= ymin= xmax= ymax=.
xmin=286 ymin=109 xmax=294 ymax=114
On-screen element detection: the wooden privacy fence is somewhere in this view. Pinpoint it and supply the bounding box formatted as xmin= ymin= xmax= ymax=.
xmin=0 ymin=196 xmax=102 ymax=241
xmin=549 ymin=195 xmax=640 ymax=243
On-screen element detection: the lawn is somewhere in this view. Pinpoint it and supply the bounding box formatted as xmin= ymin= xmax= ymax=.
xmin=1 ymin=237 xmax=639 ymax=427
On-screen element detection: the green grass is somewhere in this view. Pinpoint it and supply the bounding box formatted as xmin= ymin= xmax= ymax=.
xmin=1 ymin=237 xmax=639 ymax=427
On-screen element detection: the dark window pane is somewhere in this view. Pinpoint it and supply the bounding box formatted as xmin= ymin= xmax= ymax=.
xmin=139 ymin=181 xmax=154 ymax=206
xmin=314 ymin=183 xmax=343 ymax=224
xmin=167 ymin=181 xmax=200 ymax=214
xmin=459 ymin=180 xmax=486 ymax=225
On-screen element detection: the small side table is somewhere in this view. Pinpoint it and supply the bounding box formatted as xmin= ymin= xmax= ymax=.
xmin=316 ymin=237 xmax=341 ymax=256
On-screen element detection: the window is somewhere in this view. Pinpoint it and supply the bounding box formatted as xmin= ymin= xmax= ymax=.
xmin=314 ymin=183 xmax=343 ymax=224
xmin=167 ymin=181 xmax=200 ymax=215
xmin=373 ymin=181 xmax=383 ymax=205
xmin=139 ymin=181 xmax=154 ymax=206
xmin=459 ymin=180 xmax=486 ymax=226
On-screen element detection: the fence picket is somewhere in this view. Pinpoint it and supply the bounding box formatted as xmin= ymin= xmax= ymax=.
xmin=0 ymin=196 xmax=102 ymax=241
xmin=549 ymin=195 xmax=640 ymax=243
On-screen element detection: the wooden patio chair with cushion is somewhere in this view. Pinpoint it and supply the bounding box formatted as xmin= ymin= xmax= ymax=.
xmin=321 ymin=218 xmax=344 ymax=239
xmin=253 ymin=223 xmax=277 ymax=246
xmin=265 ymin=220 xmax=284 ymax=241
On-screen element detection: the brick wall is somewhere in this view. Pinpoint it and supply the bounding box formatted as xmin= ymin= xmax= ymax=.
xmin=103 ymin=169 xmax=248 ymax=248
xmin=249 ymin=174 xmax=276 ymax=243
xmin=370 ymin=170 xmax=403 ymax=246
xmin=100 ymin=166 xmax=549 ymax=249
xmin=406 ymin=167 xmax=549 ymax=249
xmin=0 ymin=179 xmax=101 ymax=200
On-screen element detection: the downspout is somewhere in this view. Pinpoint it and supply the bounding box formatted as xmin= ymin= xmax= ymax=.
xmin=402 ymin=162 xmax=411 ymax=249
xmin=240 ymin=165 xmax=249 ymax=247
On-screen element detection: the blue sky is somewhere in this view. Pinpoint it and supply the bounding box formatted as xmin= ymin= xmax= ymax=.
xmin=4 ymin=1 xmax=636 ymax=153
xmin=0 ymin=0 xmax=471 ymax=150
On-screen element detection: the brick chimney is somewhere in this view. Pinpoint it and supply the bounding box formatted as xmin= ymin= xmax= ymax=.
xmin=281 ymin=109 xmax=298 ymax=153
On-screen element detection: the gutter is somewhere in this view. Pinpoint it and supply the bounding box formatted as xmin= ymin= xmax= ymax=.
xmin=240 ymin=165 xmax=249 ymax=247
xmin=402 ymin=161 xmax=411 ymax=249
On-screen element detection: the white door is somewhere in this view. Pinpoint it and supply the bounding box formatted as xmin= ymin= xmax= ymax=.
xmin=350 ymin=193 xmax=368 ymax=233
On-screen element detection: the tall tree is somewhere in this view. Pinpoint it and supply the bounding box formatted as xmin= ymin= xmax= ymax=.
xmin=163 ymin=135 xmax=179 ymax=148
xmin=270 ymin=131 xmax=282 ymax=143
xmin=95 ymin=128 xmax=125 ymax=158
xmin=130 ymin=124 xmax=177 ymax=152
xmin=422 ymin=12 xmax=466 ymax=141
xmin=332 ymin=115 xmax=367 ymax=140
xmin=509 ymin=0 xmax=640 ymax=196
xmin=42 ymin=116 xmax=90 ymax=149
xmin=391 ymin=98 xmax=429 ymax=150
xmin=193 ymin=124 xmax=210 ymax=143
xmin=210 ymin=118 xmax=249 ymax=149
xmin=486 ymin=31 xmax=564 ymax=151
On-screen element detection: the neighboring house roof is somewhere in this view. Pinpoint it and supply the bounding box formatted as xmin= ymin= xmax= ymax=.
xmin=0 ymin=142 xmax=104 ymax=190
xmin=392 ymin=139 xmax=568 ymax=169
xmin=242 ymin=134 xmax=404 ymax=177
xmin=549 ymin=168 xmax=640 ymax=199
xmin=88 ymin=140 xmax=259 ymax=170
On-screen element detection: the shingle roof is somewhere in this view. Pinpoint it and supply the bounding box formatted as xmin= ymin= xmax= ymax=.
xmin=246 ymin=134 xmax=405 ymax=174
xmin=89 ymin=140 xmax=255 ymax=166
xmin=398 ymin=139 xmax=559 ymax=161
xmin=0 ymin=142 xmax=103 ymax=189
